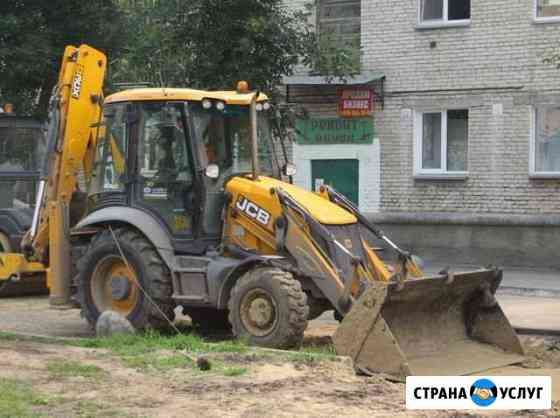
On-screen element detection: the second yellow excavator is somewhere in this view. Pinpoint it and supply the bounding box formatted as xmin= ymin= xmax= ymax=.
xmin=0 ymin=45 xmax=524 ymax=380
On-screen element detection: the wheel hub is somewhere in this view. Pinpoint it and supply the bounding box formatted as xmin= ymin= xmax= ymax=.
xmin=248 ymin=297 xmax=274 ymax=328
xmin=91 ymin=255 xmax=138 ymax=316
xmin=240 ymin=289 xmax=278 ymax=337
xmin=111 ymin=276 xmax=131 ymax=301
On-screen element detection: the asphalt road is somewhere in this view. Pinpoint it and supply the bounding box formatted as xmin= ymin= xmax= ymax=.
xmin=0 ymin=293 xmax=558 ymax=339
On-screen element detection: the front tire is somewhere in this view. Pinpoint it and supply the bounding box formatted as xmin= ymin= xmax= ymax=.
xmin=77 ymin=227 xmax=175 ymax=330
xmin=228 ymin=267 xmax=308 ymax=349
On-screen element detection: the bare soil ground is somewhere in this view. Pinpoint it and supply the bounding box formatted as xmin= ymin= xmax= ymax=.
xmin=0 ymin=296 xmax=559 ymax=417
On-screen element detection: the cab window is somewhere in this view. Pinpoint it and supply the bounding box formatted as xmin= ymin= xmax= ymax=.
xmin=137 ymin=103 xmax=195 ymax=235
xmin=91 ymin=104 xmax=127 ymax=194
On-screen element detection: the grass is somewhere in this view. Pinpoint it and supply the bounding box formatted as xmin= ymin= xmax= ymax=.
xmin=71 ymin=400 xmax=136 ymax=418
xmin=46 ymin=360 xmax=104 ymax=379
xmin=0 ymin=378 xmax=49 ymax=418
xmin=72 ymin=330 xmax=247 ymax=355
xmin=222 ymin=366 xmax=248 ymax=377
xmin=285 ymin=343 xmax=338 ymax=363
xmin=301 ymin=343 xmax=337 ymax=356
xmin=68 ymin=330 xmax=247 ymax=372
xmin=0 ymin=329 xmax=338 ymax=376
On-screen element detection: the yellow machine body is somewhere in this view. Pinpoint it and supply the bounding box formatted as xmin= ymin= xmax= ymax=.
xmin=222 ymin=175 xmax=524 ymax=379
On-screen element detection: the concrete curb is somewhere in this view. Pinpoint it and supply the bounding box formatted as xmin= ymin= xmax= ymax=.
xmin=498 ymin=287 xmax=560 ymax=299
xmin=514 ymin=327 xmax=560 ymax=337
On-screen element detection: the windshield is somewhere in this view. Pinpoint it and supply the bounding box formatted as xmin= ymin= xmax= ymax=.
xmin=190 ymin=103 xmax=276 ymax=177
xmin=91 ymin=104 xmax=128 ymax=194
xmin=0 ymin=122 xmax=46 ymax=172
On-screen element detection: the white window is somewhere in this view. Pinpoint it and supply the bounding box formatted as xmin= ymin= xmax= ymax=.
xmin=530 ymin=106 xmax=560 ymax=176
xmin=414 ymin=109 xmax=469 ymax=177
xmin=418 ymin=0 xmax=471 ymax=27
xmin=535 ymin=0 xmax=560 ymax=22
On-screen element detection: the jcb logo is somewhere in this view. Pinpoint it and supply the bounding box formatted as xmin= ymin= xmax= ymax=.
xmin=71 ymin=68 xmax=83 ymax=99
xmin=236 ymin=197 xmax=270 ymax=226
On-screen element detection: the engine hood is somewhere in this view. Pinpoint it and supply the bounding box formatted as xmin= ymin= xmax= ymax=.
xmin=226 ymin=175 xmax=357 ymax=225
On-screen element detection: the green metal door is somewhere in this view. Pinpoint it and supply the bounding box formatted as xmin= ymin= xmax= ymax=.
xmin=311 ymin=159 xmax=359 ymax=206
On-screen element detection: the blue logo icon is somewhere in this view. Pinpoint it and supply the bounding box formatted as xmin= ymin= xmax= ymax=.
xmin=470 ymin=378 xmax=498 ymax=407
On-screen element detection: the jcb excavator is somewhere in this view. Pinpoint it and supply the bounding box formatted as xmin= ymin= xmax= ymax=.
xmin=0 ymin=45 xmax=525 ymax=380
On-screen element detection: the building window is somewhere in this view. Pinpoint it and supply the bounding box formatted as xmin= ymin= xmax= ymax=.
xmin=531 ymin=106 xmax=560 ymax=176
xmin=535 ymin=0 xmax=560 ymax=21
xmin=414 ymin=109 xmax=469 ymax=176
xmin=318 ymin=0 xmax=361 ymax=68
xmin=419 ymin=0 xmax=471 ymax=27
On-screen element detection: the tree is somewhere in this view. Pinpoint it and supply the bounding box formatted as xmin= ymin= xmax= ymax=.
xmin=111 ymin=0 xmax=360 ymax=92
xmin=0 ymin=0 xmax=126 ymax=118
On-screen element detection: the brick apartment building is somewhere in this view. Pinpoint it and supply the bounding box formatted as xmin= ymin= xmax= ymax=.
xmin=284 ymin=0 xmax=560 ymax=268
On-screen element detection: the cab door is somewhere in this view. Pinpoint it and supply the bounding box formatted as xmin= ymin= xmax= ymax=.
xmin=132 ymin=103 xmax=197 ymax=239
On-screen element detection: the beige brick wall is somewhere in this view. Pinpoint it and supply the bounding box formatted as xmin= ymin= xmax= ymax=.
xmin=361 ymin=0 xmax=560 ymax=215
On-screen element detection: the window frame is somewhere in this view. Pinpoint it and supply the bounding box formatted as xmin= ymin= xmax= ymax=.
xmin=417 ymin=0 xmax=471 ymax=29
xmin=413 ymin=109 xmax=469 ymax=179
xmin=529 ymin=106 xmax=560 ymax=178
xmin=534 ymin=0 xmax=560 ymax=23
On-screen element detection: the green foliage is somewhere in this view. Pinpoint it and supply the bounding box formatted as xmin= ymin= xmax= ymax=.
xmin=1 ymin=0 xmax=357 ymax=123
xmin=303 ymin=31 xmax=361 ymax=80
xmin=0 ymin=378 xmax=48 ymax=418
xmin=0 ymin=0 xmax=126 ymax=118
xmin=111 ymin=0 xmax=316 ymax=93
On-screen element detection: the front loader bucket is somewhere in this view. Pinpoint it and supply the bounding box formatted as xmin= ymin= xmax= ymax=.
xmin=332 ymin=269 xmax=525 ymax=381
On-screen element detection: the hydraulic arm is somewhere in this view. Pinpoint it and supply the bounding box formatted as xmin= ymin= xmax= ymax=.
xmin=0 ymin=45 xmax=106 ymax=305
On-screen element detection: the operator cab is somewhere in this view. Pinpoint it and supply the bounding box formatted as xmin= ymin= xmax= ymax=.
xmin=89 ymin=86 xmax=278 ymax=255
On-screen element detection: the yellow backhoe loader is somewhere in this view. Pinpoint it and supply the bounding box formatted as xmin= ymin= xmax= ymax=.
xmin=0 ymin=45 xmax=525 ymax=380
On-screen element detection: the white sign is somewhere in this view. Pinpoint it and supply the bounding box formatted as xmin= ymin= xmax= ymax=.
xmin=406 ymin=376 xmax=551 ymax=410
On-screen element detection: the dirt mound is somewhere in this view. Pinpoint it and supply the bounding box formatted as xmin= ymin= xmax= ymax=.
xmin=521 ymin=336 xmax=560 ymax=369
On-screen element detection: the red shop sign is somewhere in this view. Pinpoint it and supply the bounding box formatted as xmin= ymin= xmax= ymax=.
xmin=338 ymin=88 xmax=374 ymax=117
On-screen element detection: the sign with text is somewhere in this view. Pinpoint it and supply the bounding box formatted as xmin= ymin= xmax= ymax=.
xmin=296 ymin=117 xmax=374 ymax=145
xmin=338 ymin=88 xmax=373 ymax=117
xmin=406 ymin=376 xmax=551 ymax=410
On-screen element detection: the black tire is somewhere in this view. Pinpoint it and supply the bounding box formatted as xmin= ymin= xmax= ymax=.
xmin=184 ymin=307 xmax=232 ymax=332
xmin=77 ymin=226 xmax=175 ymax=330
xmin=228 ymin=267 xmax=308 ymax=349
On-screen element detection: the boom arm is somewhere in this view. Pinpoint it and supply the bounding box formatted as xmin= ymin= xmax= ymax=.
xmin=24 ymin=45 xmax=107 ymax=257
xmin=0 ymin=45 xmax=107 ymax=304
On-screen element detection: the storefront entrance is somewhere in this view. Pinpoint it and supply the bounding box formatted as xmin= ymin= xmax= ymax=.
xmin=311 ymin=159 xmax=359 ymax=205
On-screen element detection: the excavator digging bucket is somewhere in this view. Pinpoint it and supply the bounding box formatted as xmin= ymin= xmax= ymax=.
xmin=332 ymin=269 xmax=525 ymax=381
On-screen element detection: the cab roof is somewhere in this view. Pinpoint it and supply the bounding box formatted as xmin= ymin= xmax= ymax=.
xmin=105 ymin=88 xmax=269 ymax=105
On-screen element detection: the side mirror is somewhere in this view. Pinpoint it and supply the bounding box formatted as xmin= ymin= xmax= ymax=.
xmin=205 ymin=163 xmax=220 ymax=179
xmin=283 ymin=163 xmax=297 ymax=177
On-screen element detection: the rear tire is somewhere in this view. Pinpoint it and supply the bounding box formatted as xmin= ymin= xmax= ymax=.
xmin=77 ymin=227 xmax=175 ymax=330
xmin=228 ymin=267 xmax=308 ymax=349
